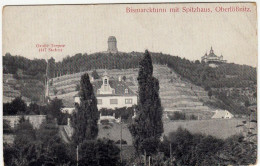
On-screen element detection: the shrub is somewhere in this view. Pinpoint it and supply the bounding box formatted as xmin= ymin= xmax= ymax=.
xmin=159 ymin=127 xmax=256 ymax=166
xmin=78 ymin=139 xmax=120 ymax=166
xmin=100 ymin=119 xmax=109 ymax=125
xmin=168 ymin=112 xmax=186 ymax=120
xmin=190 ymin=114 xmax=197 ymax=120
xmin=103 ymin=125 xmax=110 ymax=129
xmin=115 ymin=139 xmax=127 ymax=145
xmin=3 ymin=120 xmax=12 ymax=134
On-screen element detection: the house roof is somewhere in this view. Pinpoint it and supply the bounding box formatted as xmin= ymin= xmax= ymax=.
xmin=75 ymin=78 xmax=136 ymax=97
xmin=208 ymin=52 xmax=217 ymax=57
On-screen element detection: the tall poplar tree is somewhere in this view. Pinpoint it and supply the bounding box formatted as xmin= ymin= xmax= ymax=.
xmin=129 ymin=50 xmax=163 ymax=155
xmin=71 ymin=74 xmax=99 ymax=145
xmin=47 ymin=57 xmax=56 ymax=79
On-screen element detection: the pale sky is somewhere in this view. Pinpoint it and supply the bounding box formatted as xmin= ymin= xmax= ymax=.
xmin=3 ymin=3 xmax=257 ymax=67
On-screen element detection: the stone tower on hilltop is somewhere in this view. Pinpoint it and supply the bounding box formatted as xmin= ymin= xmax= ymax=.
xmin=107 ymin=36 xmax=118 ymax=53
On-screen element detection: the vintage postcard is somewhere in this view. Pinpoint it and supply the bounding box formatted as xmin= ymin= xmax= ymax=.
xmin=2 ymin=3 xmax=257 ymax=166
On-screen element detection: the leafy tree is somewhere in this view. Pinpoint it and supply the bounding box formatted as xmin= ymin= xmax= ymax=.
xmin=160 ymin=127 xmax=224 ymax=166
xmin=6 ymin=118 xmax=38 ymax=165
xmin=47 ymin=97 xmax=65 ymax=125
xmin=5 ymin=118 xmax=72 ymax=166
xmin=122 ymin=76 xmax=126 ymax=81
xmin=27 ymin=103 xmax=40 ymax=115
xmin=3 ymin=119 xmax=12 ymax=134
xmin=91 ymin=70 xmax=100 ymax=79
xmin=71 ymin=74 xmax=99 ymax=145
xmin=12 ymin=97 xmax=27 ymax=114
xmin=168 ymin=112 xmax=186 ymax=120
xmin=214 ymin=135 xmax=257 ymax=165
xmin=129 ymin=50 xmax=163 ymax=155
xmin=159 ymin=128 xmax=257 ymax=166
xmin=3 ymin=143 xmax=19 ymax=165
xmin=3 ymin=97 xmax=27 ymax=115
xmin=78 ymin=139 xmax=120 ymax=166
xmin=3 ymin=53 xmax=46 ymax=77
xmin=3 ymin=103 xmax=12 ymax=115
xmin=99 ymin=106 xmax=136 ymax=122
xmin=245 ymin=100 xmax=250 ymax=108
xmin=32 ymin=119 xmax=72 ymax=165
xmin=195 ymin=60 xmax=200 ymax=64
xmin=14 ymin=118 xmax=36 ymax=147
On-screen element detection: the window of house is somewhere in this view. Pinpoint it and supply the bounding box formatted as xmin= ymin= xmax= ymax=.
xmin=104 ymin=79 xmax=108 ymax=85
xmin=97 ymin=99 xmax=102 ymax=105
xmin=125 ymin=99 xmax=133 ymax=104
xmin=110 ymin=99 xmax=118 ymax=104
xmin=125 ymin=88 xmax=129 ymax=94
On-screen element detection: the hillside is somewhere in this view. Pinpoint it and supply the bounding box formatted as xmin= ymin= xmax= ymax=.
xmin=3 ymin=52 xmax=256 ymax=112
xmin=3 ymin=74 xmax=45 ymax=104
xmin=49 ymin=65 xmax=217 ymax=119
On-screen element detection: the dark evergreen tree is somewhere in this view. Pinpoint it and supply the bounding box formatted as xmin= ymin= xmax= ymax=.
xmin=71 ymin=74 xmax=99 ymax=145
xmin=129 ymin=50 xmax=163 ymax=155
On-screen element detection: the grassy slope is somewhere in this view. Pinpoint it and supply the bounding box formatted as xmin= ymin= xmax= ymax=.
xmin=97 ymin=118 xmax=250 ymax=146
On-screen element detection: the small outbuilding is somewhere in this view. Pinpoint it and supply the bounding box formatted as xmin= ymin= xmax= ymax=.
xmin=211 ymin=110 xmax=234 ymax=119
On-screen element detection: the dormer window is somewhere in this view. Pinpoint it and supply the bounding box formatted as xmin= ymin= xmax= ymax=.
xmin=125 ymin=88 xmax=129 ymax=94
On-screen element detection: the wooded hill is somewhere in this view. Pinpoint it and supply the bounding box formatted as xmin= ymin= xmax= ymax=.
xmin=4 ymin=51 xmax=256 ymax=89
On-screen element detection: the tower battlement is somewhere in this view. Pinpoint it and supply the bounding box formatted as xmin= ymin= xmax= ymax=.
xmin=107 ymin=36 xmax=118 ymax=53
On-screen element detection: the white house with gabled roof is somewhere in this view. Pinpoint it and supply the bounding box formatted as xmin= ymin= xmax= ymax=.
xmin=74 ymin=71 xmax=138 ymax=110
xmin=211 ymin=110 xmax=234 ymax=119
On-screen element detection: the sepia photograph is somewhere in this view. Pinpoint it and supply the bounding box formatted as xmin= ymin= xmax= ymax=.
xmin=2 ymin=3 xmax=257 ymax=165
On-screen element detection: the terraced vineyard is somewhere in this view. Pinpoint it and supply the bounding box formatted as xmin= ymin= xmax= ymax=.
xmin=3 ymin=74 xmax=45 ymax=104
xmin=49 ymin=65 xmax=216 ymax=119
xmin=153 ymin=65 xmax=215 ymax=119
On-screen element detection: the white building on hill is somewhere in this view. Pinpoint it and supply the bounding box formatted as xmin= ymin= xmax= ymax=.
xmin=201 ymin=47 xmax=227 ymax=67
xmin=211 ymin=110 xmax=233 ymax=119
xmin=74 ymin=71 xmax=138 ymax=110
